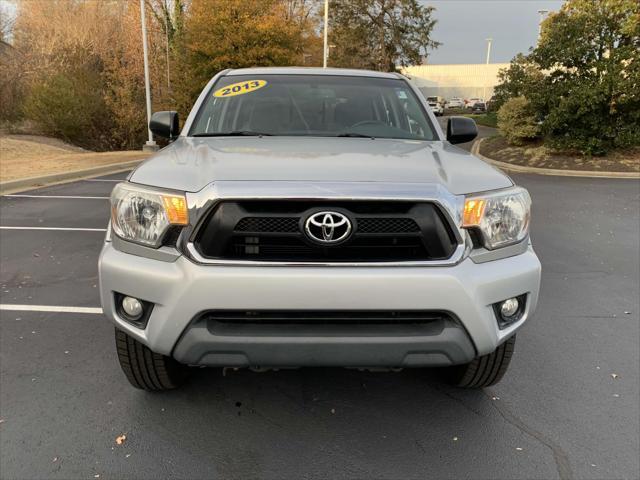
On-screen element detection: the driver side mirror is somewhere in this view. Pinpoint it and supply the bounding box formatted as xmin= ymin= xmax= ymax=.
xmin=446 ymin=117 xmax=478 ymax=145
xmin=149 ymin=111 xmax=180 ymax=141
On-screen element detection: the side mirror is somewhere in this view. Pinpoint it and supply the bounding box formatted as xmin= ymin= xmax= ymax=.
xmin=149 ymin=111 xmax=180 ymax=140
xmin=446 ymin=116 xmax=478 ymax=145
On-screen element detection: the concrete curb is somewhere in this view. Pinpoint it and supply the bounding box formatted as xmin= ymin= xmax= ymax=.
xmin=0 ymin=159 xmax=143 ymax=195
xmin=472 ymin=138 xmax=640 ymax=179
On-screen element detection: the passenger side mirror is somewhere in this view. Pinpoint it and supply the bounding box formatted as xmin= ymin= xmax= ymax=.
xmin=149 ymin=111 xmax=180 ymax=140
xmin=446 ymin=116 xmax=478 ymax=145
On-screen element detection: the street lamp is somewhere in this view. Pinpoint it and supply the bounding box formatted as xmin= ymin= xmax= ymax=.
xmin=140 ymin=0 xmax=158 ymax=151
xmin=485 ymin=37 xmax=492 ymax=64
xmin=483 ymin=38 xmax=492 ymax=100
xmin=537 ymin=9 xmax=549 ymax=42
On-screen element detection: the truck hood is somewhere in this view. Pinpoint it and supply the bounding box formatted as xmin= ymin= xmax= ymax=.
xmin=129 ymin=136 xmax=511 ymax=195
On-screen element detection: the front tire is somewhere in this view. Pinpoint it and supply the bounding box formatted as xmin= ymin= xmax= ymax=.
xmin=115 ymin=328 xmax=188 ymax=391
xmin=441 ymin=335 xmax=516 ymax=388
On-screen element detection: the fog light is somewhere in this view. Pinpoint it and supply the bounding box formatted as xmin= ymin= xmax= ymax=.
xmin=500 ymin=298 xmax=519 ymax=318
xmin=122 ymin=296 xmax=143 ymax=319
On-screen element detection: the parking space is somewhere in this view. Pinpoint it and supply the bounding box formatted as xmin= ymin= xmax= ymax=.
xmin=0 ymin=169 xmax=638 ymax=479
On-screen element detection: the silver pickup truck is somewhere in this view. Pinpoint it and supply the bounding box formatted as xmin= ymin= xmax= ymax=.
xmin=99 ymin=67 xmax=540 ymax=391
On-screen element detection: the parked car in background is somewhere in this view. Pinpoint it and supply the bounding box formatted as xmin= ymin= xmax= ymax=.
xmin=465 ymin=98 xmax=484 ymax=109
xmin=446 ymin=97 xmax=464 ymax=109
xmin=471 ymin=102 xmax=486 ymax=113
xmin=427 ymin=96 xmax=444 ymax=116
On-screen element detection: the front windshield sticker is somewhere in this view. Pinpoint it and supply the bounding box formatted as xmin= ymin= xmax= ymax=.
xmin=213 ymin=80 xmax=267 ymax=98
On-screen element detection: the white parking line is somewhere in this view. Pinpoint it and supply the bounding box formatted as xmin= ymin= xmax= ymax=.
xmin=4 ymin=195 xmax=109 ymax=200
xmin=0 ymin=226 xmax=107 ymax=232
xmin=84 ymin=179 xmax=122 ymax=183
xmin=0 ymin=304 xmax=103 ymax=314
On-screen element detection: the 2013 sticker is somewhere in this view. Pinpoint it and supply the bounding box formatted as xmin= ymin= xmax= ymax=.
xmin=213 ymin=80 xmax=267 ymax=98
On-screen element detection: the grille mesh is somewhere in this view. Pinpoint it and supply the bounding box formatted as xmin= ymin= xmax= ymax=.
xmin=357 ymin=218 xmax=419 ymax=233
xmin=235 ymin=217 xmax=299 ymax=233
xmin=235 ymin=216 xmax=419 ymax=234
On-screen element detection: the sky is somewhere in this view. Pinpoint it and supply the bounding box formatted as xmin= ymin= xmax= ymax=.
xmin=0 ymin=0 xmax=566 ymax=65
xmin=423 ymin=0 xmax=565 ymax=64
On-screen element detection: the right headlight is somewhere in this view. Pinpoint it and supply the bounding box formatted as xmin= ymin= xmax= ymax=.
xmin=110 ymin=182 xmax=188 ymax=248
xmin=462 ymin=186 xmax=531 ymax=250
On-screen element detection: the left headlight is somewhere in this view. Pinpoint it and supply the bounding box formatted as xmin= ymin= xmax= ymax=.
xmin=110 ymin=182 xmax=188 ymax=247
xmin=462 ymin=186 xmax=531 ymax=250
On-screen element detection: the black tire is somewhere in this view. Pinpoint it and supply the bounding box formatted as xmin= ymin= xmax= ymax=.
xmin=442 ymin=335 xmax=516 ymax=388
xmin=115 ymin=328 xmax=188 ymax=391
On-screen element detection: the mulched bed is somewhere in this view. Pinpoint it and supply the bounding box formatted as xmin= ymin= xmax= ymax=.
xmin=479 ymin=135 xmax=640 ymax=173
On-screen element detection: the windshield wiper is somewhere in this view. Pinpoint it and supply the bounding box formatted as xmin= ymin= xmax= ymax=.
xmin=336 ymin=132 xmax=375 ymax=139
xmin=192 ymin=131 xmax=273 ymax=137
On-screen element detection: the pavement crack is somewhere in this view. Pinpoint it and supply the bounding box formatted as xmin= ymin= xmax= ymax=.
xmin=484 ymin=389 xmax=573 ymax=480
xmin=434 ymin=385 xmax=487 ymax=417
xmin=414 ymin=438 xmax=427 ymax=455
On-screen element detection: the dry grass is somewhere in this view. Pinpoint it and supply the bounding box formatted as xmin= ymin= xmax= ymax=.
xmin=480 ymin=136 xmax=640 ymax=173
xmin=0 ymin=135 xmax=150 ymax=181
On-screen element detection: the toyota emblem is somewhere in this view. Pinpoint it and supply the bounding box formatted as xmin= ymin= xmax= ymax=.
xmin=304 ymin=211 xmax=352 ymax=245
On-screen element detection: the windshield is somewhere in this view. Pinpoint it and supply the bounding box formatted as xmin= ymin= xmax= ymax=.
xmin=189 ymin=74 xmax=437 ymax=141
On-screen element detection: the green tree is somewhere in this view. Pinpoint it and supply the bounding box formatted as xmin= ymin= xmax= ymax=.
xmin=492 ymin=54 xmax=545 ymax=111
xmin=328 ymin=0 xmax=440 ymax=71
xmin=494 ymin=0 xmax=640 ymax=154
xmin=534 ymin=0 xmax=639 ymax=153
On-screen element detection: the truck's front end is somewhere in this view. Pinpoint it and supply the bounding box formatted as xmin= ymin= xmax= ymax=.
xmin=99 ymin=68 xmax=541 ymax=391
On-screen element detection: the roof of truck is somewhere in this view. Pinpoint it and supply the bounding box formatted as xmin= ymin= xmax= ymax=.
xmin=226 ymin=67 xmax=402 ymax=79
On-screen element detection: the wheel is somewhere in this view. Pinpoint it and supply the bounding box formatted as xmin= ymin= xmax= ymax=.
xmin=114 ymin=328 xmax=188 ymax=391
xmin=441 ymin=335 xmax=516 ymax=388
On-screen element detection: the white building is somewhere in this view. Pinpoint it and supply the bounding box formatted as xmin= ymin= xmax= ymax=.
xmin=402 ymin=63 xmax=510 ymax=101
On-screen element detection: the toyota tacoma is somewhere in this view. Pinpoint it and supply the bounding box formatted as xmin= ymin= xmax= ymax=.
xmin=99 ymin=67 xmax=541 ymax=391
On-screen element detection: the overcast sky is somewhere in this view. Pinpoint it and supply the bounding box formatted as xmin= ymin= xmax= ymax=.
xmin=0 ymin=0 xmax=566 ymax=66
xmin=423 ymin=0 xmax=565 ymax=64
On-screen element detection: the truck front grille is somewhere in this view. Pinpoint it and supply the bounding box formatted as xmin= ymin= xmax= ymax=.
xmin=193 ymin=200 xmax=457 ymax=262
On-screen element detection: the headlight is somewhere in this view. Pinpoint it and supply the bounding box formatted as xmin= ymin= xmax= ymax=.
xmin=110 ymin=183 xmax=188 ymax=247
xmin=462 ymin=186 xmax=531 ymax=250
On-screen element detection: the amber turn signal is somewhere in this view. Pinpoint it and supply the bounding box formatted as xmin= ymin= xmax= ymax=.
xmin=463 ymin=198 xmax=486 ymax=227
xmin=162 ymin=195 xmax=189 ymax=225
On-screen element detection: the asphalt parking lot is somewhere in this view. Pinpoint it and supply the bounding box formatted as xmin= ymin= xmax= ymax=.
xmin=1 ymin=159 xmax=638 ymax=478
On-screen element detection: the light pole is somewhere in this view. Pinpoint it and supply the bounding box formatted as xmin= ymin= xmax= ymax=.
xmin=485 ymin=37 xmax=492 ymax=65
xmin=140 ymin=0 xmax=157 ymax=151
xmin=537 ymin=9 xmax=549 ymax=43
xmin=483 ymin=38 xmax=492 ymax=100
xmin=323 ymin=0 xmax=329 ymax=68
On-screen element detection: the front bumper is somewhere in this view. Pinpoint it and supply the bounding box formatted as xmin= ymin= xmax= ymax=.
xmin=99 ymin=241 xmax=541 ymax=367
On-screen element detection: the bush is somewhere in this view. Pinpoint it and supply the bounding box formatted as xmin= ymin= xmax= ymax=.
xmin=497 ymin=97 xmax=541 ymax=146
xmin=540 ymin=77 xmax=640 ymax=155
xmin=22 ymin=68 xmax=112 ymax=150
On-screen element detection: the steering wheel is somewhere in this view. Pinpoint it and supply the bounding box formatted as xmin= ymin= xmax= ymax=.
xmin=349 ymin=120 xmax=388 ymax=129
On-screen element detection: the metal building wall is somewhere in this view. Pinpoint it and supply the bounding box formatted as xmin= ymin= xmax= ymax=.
xmin=402 ymin=63 xmax=510 ymax=100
